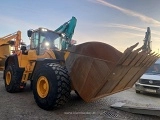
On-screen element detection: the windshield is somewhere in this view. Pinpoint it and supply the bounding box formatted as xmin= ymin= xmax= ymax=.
xmin=145 ymin=63 xmax=160 ymax=74
xmin=40 ymin=30 xmax=62 ymax=50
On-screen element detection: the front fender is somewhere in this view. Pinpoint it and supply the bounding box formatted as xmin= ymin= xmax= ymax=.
xmin=30 ymin=58 xmax=65 ymax=80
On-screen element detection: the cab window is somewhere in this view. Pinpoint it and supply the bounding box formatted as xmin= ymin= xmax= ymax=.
xmin=30 ymin=32 xmax=39 ymax=49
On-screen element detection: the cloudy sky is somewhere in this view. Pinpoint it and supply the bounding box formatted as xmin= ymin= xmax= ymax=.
xmin=0 ymin=0 xmax=160 ymax=52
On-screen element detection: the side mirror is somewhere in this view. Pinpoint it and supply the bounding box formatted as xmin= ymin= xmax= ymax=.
xmin=27 ymin=30 xmax=33 ymax=37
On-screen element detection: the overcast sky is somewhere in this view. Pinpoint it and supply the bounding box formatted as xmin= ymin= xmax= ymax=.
xmin=0 ymin=0 xmax=160 ymax=52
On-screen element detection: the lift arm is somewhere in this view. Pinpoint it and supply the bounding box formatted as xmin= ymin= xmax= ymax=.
xmin=0 ymin=31 xmax=22 ymax=52
xmin=54 ymin=16 xmax=77 ymax=49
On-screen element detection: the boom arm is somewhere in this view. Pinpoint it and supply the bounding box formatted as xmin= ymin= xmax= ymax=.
xmin=54 ymin=16 xmax=77 ymax=49
xmin=0 ymin=31 xmax=21 ymax=52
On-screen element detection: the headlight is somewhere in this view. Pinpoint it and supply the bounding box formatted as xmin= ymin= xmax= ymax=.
xmin=41 ymin=28 xmax=47 ymax=31
xmin=45 ymin=42 xmax=50 ymax=46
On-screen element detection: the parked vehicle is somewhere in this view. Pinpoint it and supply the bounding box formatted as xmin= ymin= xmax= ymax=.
xmin=135 ymin=59 xmax=160 ymax=94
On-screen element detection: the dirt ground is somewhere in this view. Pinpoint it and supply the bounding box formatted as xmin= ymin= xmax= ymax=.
xmin=0 ymin=71 xmax=160 ymax=120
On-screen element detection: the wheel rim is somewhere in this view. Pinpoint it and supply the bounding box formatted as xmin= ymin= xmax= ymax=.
xmin=37 ymin=76 xmax=49 ymax=98
xmin=6 ymin=71 xmax=11 ymax=85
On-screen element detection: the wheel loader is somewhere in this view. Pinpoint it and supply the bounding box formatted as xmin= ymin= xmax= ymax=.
xmin=1 ymin=17 xmax=159 ymax=110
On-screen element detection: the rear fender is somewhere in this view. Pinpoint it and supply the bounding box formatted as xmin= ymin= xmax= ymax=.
xmin=4 ymin=54 xmax=19 ymax=69
xmin=3 ymin=54 xmax=24 ymax=79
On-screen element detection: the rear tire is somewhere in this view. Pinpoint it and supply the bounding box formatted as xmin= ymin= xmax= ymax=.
xmin=4 ymin=64 xmax=24 ymax=93
xmin=32 ymin=63 xmax=71 ymax=110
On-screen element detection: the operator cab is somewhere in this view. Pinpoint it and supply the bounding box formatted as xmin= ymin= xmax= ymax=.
xmin=27 ymin=28 xmax=63 ymax=55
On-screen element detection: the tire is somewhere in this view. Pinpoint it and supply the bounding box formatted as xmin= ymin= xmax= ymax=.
xmin=4 ymin=64 xmax=24 ymax=93
xmin=32 ymin=63 xmax=71 ymax=110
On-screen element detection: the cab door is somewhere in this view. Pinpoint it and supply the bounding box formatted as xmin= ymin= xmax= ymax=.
xmin=30 ymin=31 xmax=40 ymax=55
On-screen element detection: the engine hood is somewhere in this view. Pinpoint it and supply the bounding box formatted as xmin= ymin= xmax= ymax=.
xmin=141 ymin=74 xmax=160 ymax=81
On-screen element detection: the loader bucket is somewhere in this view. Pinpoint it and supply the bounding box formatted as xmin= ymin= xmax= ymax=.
xmin=66 ymin=42 xmax=159 ymax=102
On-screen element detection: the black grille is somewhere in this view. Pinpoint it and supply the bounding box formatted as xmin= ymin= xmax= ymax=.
xmin=139 ymin=79 xmax=160 ymax=86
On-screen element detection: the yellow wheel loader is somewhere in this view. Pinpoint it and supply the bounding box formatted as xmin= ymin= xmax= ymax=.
xmin=2 ymin=17 xmax=159 ymax=110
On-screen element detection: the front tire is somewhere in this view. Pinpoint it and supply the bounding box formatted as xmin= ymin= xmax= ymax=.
xmin=32 ymin=63 xmax=71 ymax=110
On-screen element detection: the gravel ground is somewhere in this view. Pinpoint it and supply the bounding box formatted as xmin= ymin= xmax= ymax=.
xmin=0 ymin=71 xmax=160 ymax=120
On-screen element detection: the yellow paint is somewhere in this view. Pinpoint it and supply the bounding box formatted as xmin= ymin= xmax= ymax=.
xmin=0 ymin=45 xmax=10 ymax=58
xmin=64 ymin=51 xmax=70 ymax=60
xmin=37 ymin=76 xmax=49 ymax=98
xmin=38 ymin=49 xmax=56 ymax=59
xmin=6 ymin=71 xmax=11 ymax=85
xmin=16 ymin=49 xmax=57 ymax=83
